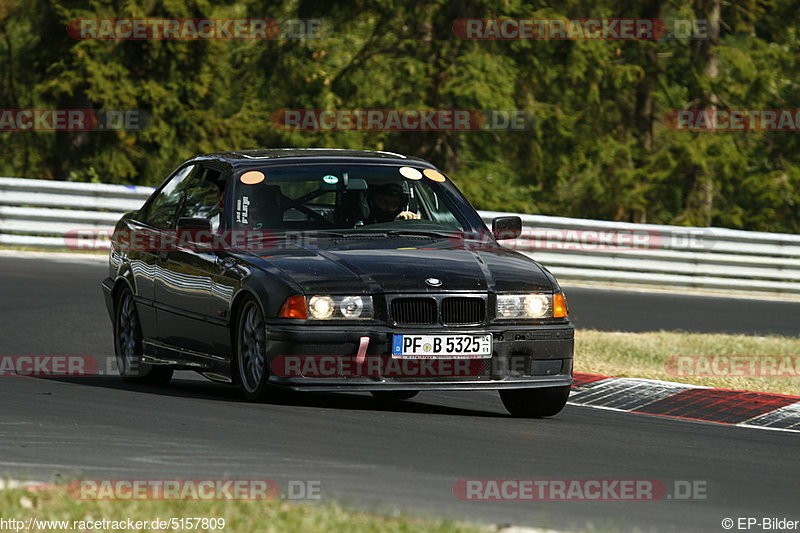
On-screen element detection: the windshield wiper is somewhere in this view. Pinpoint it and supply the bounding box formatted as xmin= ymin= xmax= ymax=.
xmin=302 ymin=230 xmax=350 ymax=238
xmin=270 ymin=229 xmax=455 ymax=240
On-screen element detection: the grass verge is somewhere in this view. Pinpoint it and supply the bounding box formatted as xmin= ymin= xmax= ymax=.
xmin=0 ymin=485 xmax=486 ymax=533
xmin=574 ymin=329 xmax=800 ymax=396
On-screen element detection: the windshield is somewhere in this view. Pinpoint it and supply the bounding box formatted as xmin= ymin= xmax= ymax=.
xmin=230 ymin=164 xmax=474 ymax=234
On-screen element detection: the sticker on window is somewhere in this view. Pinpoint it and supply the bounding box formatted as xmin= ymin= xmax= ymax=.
xmin=399 ymin=167 xmax=423 ymax=180
xmin=423 ymin=169 xmax=446 ymax=182
xmin=236 ymin=196 xmax=250 ymax=224
xmin=323 ymin=175 xmax=339 ymax=185
xmin=240 ymin=170 xmax=265 ymax=185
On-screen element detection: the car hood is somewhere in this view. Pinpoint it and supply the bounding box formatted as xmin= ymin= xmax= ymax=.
xmin=244 ymin=237 xmax=553 ymax=294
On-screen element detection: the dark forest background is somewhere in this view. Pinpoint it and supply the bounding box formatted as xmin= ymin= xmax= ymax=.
xmin=1 ymin=0 xmax=798 ymax=232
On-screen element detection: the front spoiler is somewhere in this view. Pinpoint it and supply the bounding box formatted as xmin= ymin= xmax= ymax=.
xmin=268 ymin=375 xmax=572 ymax=392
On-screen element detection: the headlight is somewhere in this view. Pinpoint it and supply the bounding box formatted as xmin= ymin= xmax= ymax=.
xmin=308 ymin=296 xmax=335 ymax=319
xmin=339 ymin=296 xmax=366 ymax=318
xmin=308 ymin=295 xmax=373 ymax=320
xmin=496 ymin=293 xmax=566 ymax=319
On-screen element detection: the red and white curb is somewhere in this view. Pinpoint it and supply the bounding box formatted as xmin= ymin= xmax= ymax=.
xmin=569 ymin=372 xmax=800 ymax=433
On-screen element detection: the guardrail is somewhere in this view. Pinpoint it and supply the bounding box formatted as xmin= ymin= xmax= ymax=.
xmin=0 ymin=177 xmax=153 ymax=249
xmin=2 ymin=177 xmax=799 ymax=294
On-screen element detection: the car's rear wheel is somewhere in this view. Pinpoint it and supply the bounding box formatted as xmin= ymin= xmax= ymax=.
xmin=236 ymin=298 xmax=283 ymax=402
xmin=371 ymin=391 xmax=419 ymax=402
xmin=114 ymin=287 xmax=173 ymax=385
xmin=499 ymin=386 xmax=570 ymax=418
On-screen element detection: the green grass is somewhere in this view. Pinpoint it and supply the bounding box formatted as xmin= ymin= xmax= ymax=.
xmin=0 ymin=485 xmax=487 ymax=533
xmin=574 ymin=330 xmax=800 ymax=396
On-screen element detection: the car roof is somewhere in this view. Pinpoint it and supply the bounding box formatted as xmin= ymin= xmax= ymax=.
xmin=193 ymin=148 xmax=436 ymax=168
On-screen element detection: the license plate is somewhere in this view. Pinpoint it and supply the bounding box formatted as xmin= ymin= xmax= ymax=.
xmin=391 ymin=334 xmax=492 ymax=359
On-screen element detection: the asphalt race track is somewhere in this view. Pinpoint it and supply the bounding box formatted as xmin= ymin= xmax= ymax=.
xmin=1 ymin=253 xmax=798 ymax=532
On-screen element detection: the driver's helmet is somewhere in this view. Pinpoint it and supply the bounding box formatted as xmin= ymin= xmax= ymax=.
xmin=367 ymin=182 xmax=409 ymax=222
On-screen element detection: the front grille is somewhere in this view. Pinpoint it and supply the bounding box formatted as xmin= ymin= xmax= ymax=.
xmin=441 ymin=297 xmax=485 ymax=325
xmin=391 ymin=298 xmax=437 ymax=325
xmin=390 ymin=296 xmax=486 ymax=325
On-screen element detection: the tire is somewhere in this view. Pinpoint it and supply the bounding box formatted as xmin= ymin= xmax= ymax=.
xmin=114 ymin=287 xmax=173 ymax=385
xmin=371 ymin=391 xmax=419 ymax=401
xmin=235 ymin=298 xmax=283 ymax=402
xmin=499 ymin=386 xmax=570 ymax=418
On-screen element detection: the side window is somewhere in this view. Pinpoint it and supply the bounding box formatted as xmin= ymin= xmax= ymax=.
xmin=176 ymin=167 xmax=226 ymax=231
xmin=141 ymin=165 xmax=196 ymax=229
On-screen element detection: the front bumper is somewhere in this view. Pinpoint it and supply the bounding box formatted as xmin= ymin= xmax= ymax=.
xmin=264 ymin=322 xmax=573 ymax=391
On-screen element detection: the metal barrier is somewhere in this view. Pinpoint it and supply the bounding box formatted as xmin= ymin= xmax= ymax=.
xmin=0 ymin=177 xmax=152 ymax=249
xmin=2 ymin=177 xmax=799 ymax=294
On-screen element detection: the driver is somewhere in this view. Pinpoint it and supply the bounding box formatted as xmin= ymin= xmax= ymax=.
xmin=366 ymin=182 xmax=420 ymax=223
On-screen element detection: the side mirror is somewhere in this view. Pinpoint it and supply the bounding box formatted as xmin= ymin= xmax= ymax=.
xmin=492 ymin=216 xmax=522 ymax=240
xmin=176 ymin=217 xmax=212 ymax=244
xmin=177 ymin=217 xmax=212 ymax=232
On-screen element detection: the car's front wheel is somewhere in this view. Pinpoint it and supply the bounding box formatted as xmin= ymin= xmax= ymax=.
xmin=499 ymin=386 xmax=570 ymax=418
xmin=236 ymin=298 xmax=283 ymax=402
xmin=114 ymin=287 xmax=173 ymax=385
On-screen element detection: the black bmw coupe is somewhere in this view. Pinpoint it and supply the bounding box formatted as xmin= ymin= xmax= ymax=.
xmin=102 ymin=149 xmax=574 ymax=417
